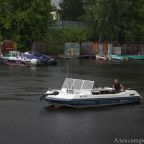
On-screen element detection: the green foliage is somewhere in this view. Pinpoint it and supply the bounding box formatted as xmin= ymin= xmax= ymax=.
xmin=0 ymin=0 xmax=53 ymax=50
xmin=84 ymin=0 xmax=144 ymax=43
xmin=46 ymin=27 xmax=90 ymax=54
xmin=59 ymin=0 xmax=85 ymax=21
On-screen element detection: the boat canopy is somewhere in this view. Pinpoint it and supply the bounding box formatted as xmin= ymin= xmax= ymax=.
xmin=62 ymin=78 xmax=94 ymax=90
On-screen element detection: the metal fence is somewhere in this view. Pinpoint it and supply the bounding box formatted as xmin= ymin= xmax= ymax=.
xmin=81 ymin=42 xmax=144 ymax=56
xmin=113 ymin=43 xmax=144 ymax=55
xmin=81 ymin=42 xmax=113 ymax=55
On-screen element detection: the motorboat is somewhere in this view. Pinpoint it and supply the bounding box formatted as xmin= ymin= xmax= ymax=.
xmin=41 ymin=78 xmax=142 ymax=107
xmin=0 ymin=51 xmax=28 ymax=66
xmin=24 ymin=51 xmax=58 ymax=65
xmin=96 ymin=55 xmax=108 ymax=61
xmin=111 ymin=55 xmax=128 ymax=61
xmin=0 ymin=51 xmax=58 ymax=67
xmin=127 ymin=55 xmax=144 ymax=60
xmin=0 ymin=51 xmax=40 ymax=66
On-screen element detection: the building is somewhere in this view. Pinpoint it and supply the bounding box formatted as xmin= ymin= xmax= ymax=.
xmin=51 ymin=0 xmax=61 ymax=20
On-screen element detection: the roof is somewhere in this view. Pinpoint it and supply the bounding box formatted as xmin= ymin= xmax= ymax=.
xmin=51 ymin=0 xmax=61 ymax=9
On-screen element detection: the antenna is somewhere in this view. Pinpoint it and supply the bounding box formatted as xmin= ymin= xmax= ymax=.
xmin=66 ymin=59 xmax=71 ymax=93
xmin=66 ymin=59 xmax=69 ymax=78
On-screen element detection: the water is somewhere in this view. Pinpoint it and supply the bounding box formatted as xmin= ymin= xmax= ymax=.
xmin=0 ymin=59 xmax=144 ymax=144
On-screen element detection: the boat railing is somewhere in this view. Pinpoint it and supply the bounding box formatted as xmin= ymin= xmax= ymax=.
xmin=61 ymin=88 xmax=92 ymax=94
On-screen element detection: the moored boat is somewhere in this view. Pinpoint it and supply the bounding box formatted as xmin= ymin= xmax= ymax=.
xmin=96 ymin=55 xmax=108 ymax=61
xmin=127 ymin=55 xmax=144 ymax=60
xmin=1 ymin=51 xmax=40 ymax=66
xmin=24 ymin=51 xmax=58 ymax=65
xmin=0 ymin=59 xmax=28 ymax=66
xmin=41 ymin=78 xmax=142 ymax=108
xmin=0 ymin=51 xmax=28 ymax=66
xmin=111 ymin=55 xmax=128 ymax=61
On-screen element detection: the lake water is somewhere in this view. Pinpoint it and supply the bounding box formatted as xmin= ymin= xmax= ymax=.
xmin=0 ymin=59 xmax=144 ymax=144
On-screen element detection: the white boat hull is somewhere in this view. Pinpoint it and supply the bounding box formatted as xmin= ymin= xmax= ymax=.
xmin=44 ymin=96 xmax=141 ymax=108
xmin=42 ymin=89 xmax=142 ymax=108
xmin=96 ymin=55 xmax=108 ymax=61
xmin=41 ymin=78 xmax=142 ymax=108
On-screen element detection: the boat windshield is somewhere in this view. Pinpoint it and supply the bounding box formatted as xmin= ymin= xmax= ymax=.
xmin=62 ymin=78 xmax=94 ymax=90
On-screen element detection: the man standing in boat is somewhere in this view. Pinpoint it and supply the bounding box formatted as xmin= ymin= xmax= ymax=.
xmin=112 ymin=79 xmax=125 ymax=93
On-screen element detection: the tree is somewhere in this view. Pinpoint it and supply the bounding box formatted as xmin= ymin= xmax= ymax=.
xmin=84 ymin=0 xmax=144 ymax=43
xmin=0 ymin=0 xmax=53 ymax=50
xmin=59 ymin=0 xmax=85 ymax=21
xmin=46 ymin=27 xmax=90 ymax=54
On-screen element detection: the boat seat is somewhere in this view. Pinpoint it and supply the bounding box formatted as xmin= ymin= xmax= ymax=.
xmin=100 ymin=90 xmax=110 ymax=94
xmin=92 ymin=90 xmax=112 ymax=95
xmin=92 ymin=91 xmax=100 ymax=95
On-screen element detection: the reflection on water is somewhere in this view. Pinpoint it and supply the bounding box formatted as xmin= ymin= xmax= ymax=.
xmin=42 ymin=102 xmax=143 ymax=113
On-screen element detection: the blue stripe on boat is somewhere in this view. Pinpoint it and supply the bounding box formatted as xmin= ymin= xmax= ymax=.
xmin=44 ymin=96 xmax=141 ymax=107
